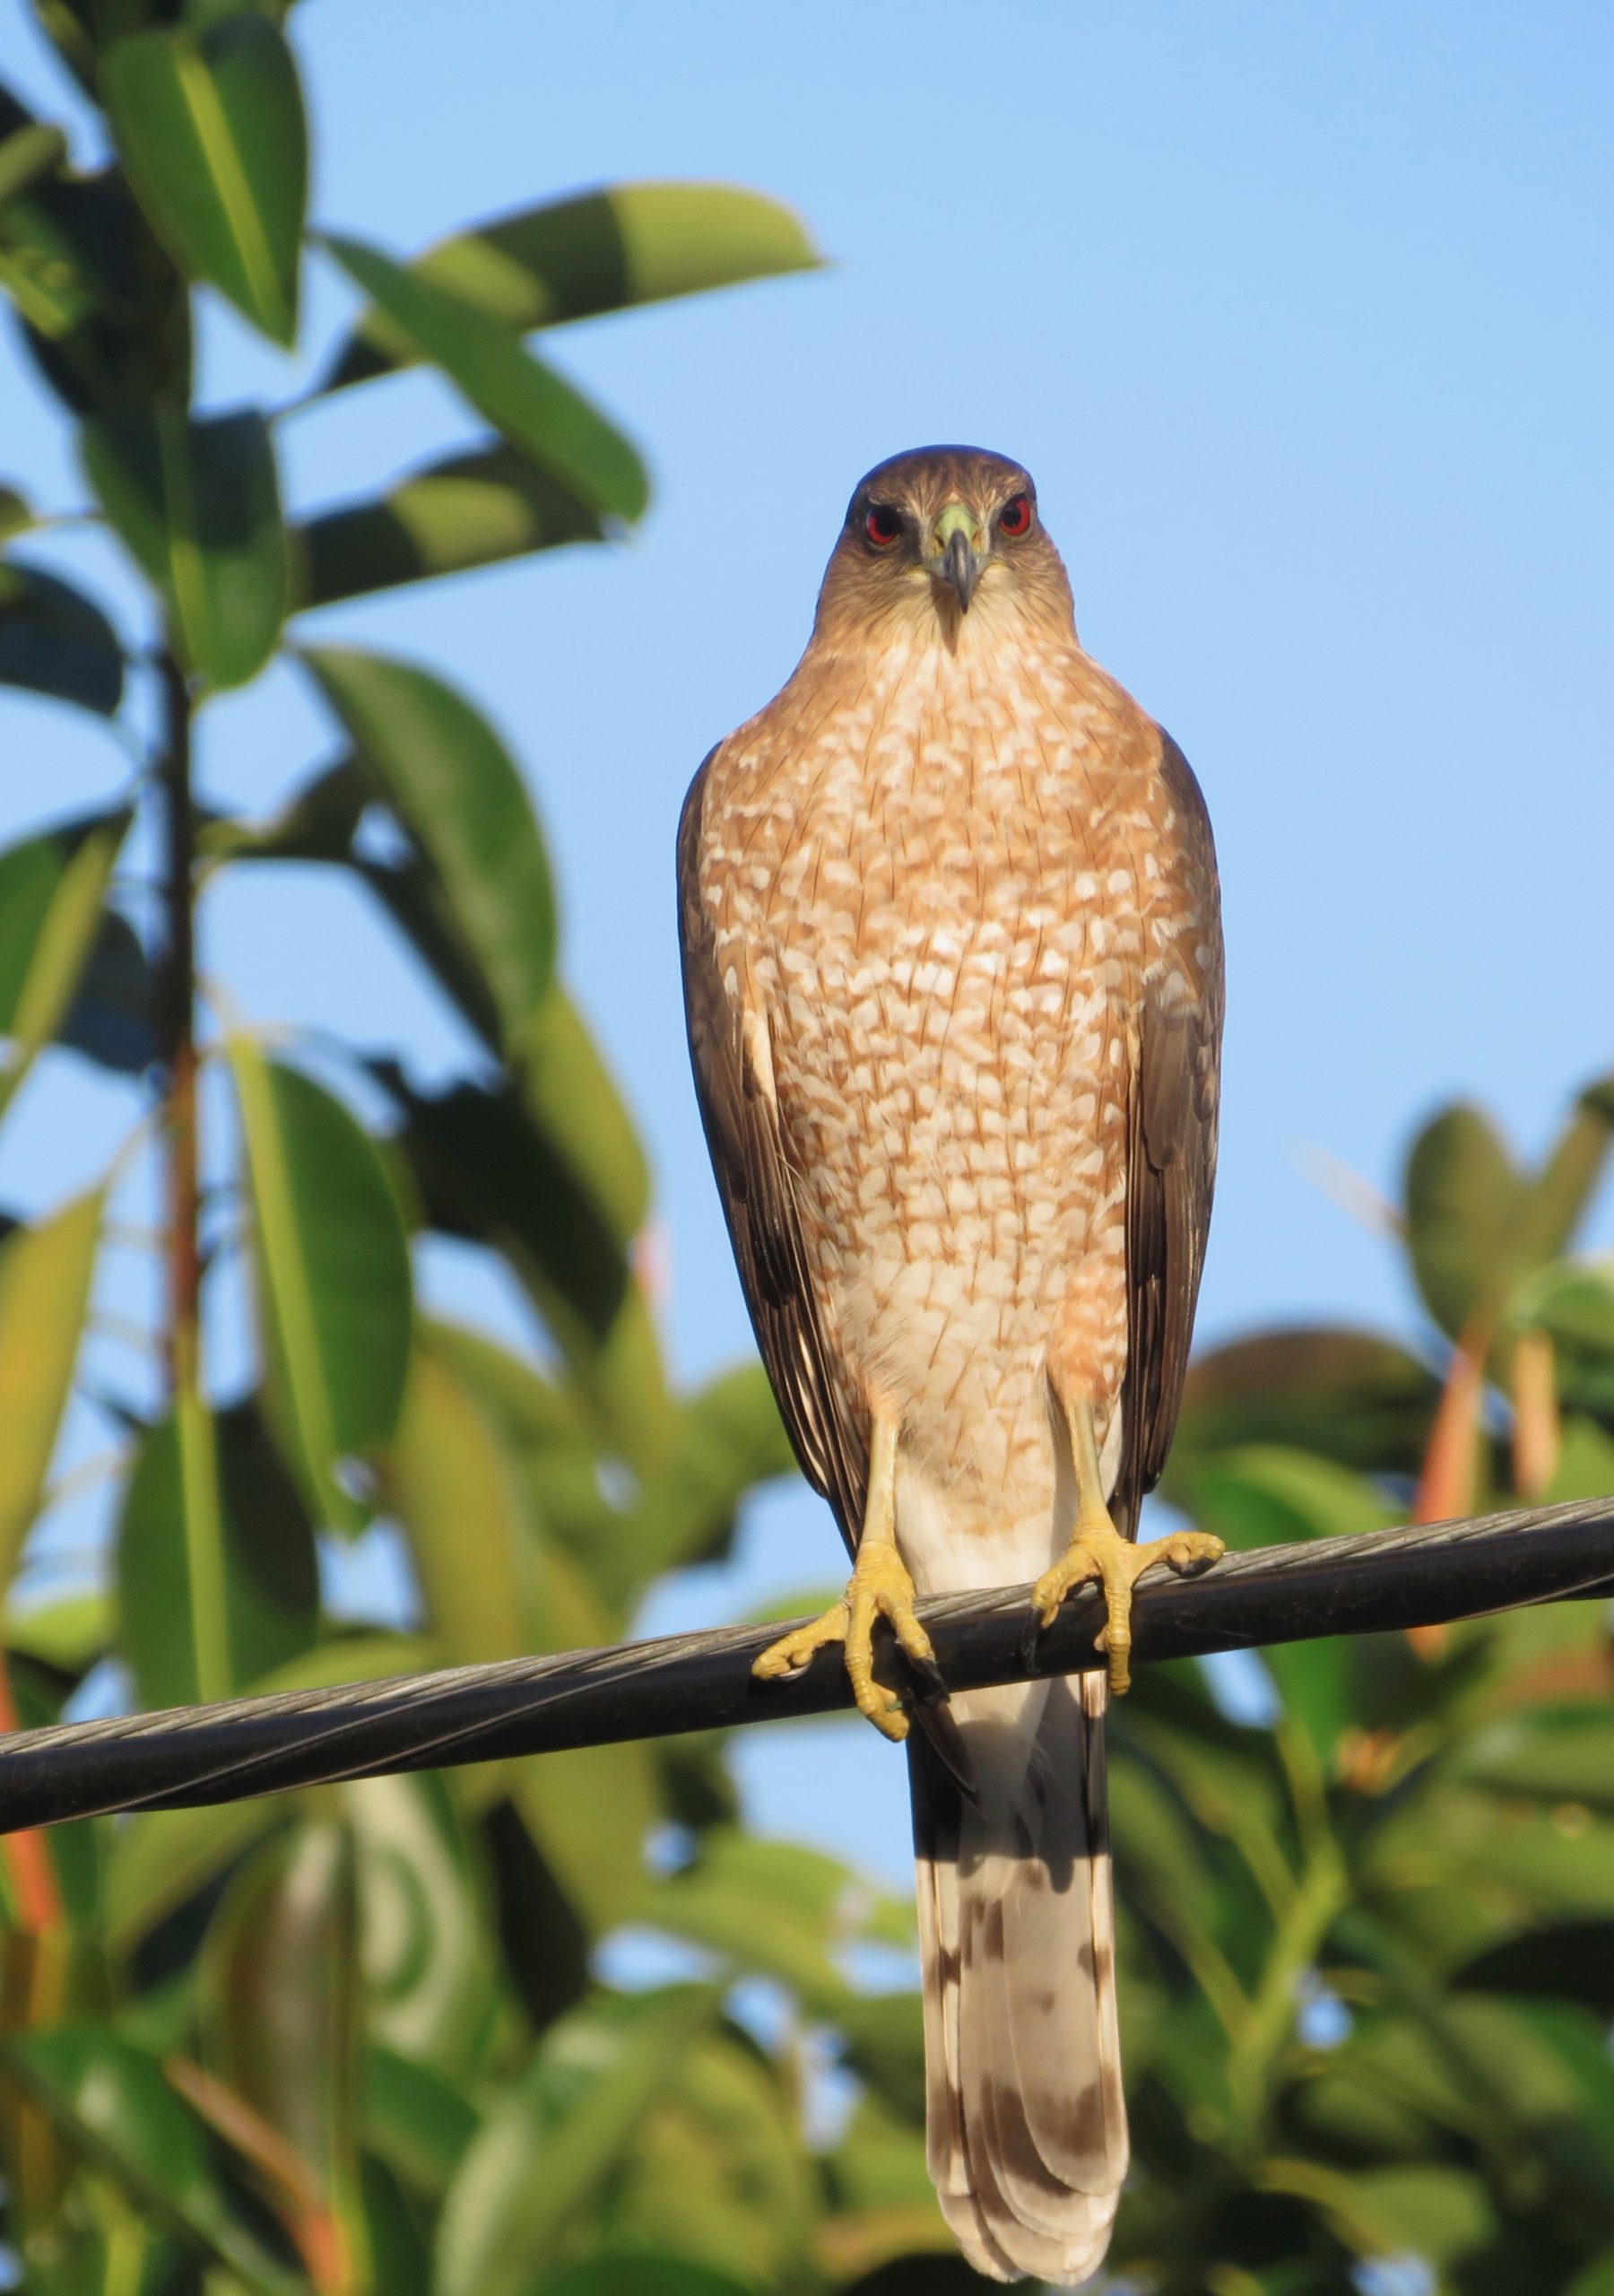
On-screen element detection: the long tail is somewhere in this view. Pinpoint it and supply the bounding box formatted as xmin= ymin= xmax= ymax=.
xmin=909 ymin=1669 xmax=1126 ymax=2285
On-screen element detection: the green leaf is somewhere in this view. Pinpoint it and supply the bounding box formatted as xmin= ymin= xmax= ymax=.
xmin=0 ymin=811 xmax=130 ymax=1116
xmin=201 ymin=752 xmax=369 ymax=865
xmin=325 ymin=180 xmax=819 ymax=389
xmin=375 ymin=1065 xmax=670 ymax=1472
xmin=1178 ymin=1443 xmax=1395 ymax=1552
xmin=117 ymin=1396 xmax=318 ymax=1709
xmin=200 ymin=1821 xmax=361 ymax=2231
xmin=578 ymin=1360 xmax=797 ymax=1615
xmin=1403 ymin=1101 xmax=1524 ymax=1341
xmin=0 ymin=2028 xmax=298 ymax=2293
xmin=301 ymin=646 xmax=556 ymax=1049
xmin=1347 ymin=2162 xmax=1496 ymax=2265
xmin=116 ymin=1390 xmax=230 ymax=1708
xmin=229 ymin=1045 xmax=412 ymax=1532
xmin=82 ymin=407 xmax=286 ymax=689
xmin=362 ymin=2043 xmax=479 ymax=2198
xmin=433 ymin=1987 xmax=717 ymax=2296
xmin=1453 ymin=1707 xmax=1614 ymax=1815
xmin=1169 ymin=1325 xmax=1440 ymax=1491
xmin=103 ymin=1635 xmax=430 ymax=1950
xmin=321 ymin=233 xmax=647 ymax=521
xmin=509 ymin=1542 xmax=661 ymax=1932
xmin=542 ymin=2259 xmax=758 ymax=2296
xmin=100 ymin=15 xmax=305 ymax=344
xmin=4 ymin=1587 xmax=110 ymax=1671
xmin=0 ymin=483 xmax=31 ymax=541
xmin=0 ymin=1187 xmax=103 ymax=1597
xmin=347 ymin=1774 xmax=501 ymax=2078
xmin=386 ymin=1332 xmax=533 ymax=1670
xmin=291 ymin=442 xmax=603 ymax=609
xmin=1520 ymin=1071 xmax=1614 ymax=1264
xmin=0 ymin=83 xmax=192 ymax=413
xmin=0 ymin=118 xmax=67 ymax=210
xmin=645 ymin=1830 xmax=911 ymax=2018
xmin=0 ymin=558 xmax=125 ymax=713
xmin=1454 ymin=1920 xmax=1614 ymax=2019
xmin=520 ymin=986 xmax=648 ymax=1242
xmin=607 ymin=2031 xmax=819 ymax=2285
xmin=58 ymin=905 xmax=157 ymax=1074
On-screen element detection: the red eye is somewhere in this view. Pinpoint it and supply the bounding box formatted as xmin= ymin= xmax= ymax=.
xmin=864 ymin=503 xmax=903 ymax=546
xmin=998 ymin=493 xmax=1033 ymax=538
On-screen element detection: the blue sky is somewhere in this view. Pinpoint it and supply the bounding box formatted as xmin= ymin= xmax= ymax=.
xmin=0 ymin=1 xmax=1610 ymax=1888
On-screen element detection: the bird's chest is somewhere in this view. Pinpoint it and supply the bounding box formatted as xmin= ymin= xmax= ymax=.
xmin=725 ymin=687 xmax=1148 ymax=1383
xmin=742 ymin=693 xmax=1144 ymax=1174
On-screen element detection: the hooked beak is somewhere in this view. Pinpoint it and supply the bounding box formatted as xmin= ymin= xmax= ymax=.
xmin=931 ymin=502 xmax=986 ymax=612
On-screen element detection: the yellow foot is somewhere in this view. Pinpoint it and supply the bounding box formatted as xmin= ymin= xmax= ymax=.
xmin=1030 ymin=1518 xmax=1224 ymax=1694
xmin=752 ymin=1545 xmax=937 ymax=1743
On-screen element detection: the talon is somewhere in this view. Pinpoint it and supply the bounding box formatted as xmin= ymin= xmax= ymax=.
xmin=1029 ymin=1515 xmax=1224 ymax=1696
xmin=751 ymin=1519 xmax=932 ymax=1744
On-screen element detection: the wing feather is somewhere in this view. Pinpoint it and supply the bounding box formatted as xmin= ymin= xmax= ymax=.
xmin=1115 ymin=732 xmax=1224 ymax=1535
xmin=676 ymin=752 xmax=869 ymax=1553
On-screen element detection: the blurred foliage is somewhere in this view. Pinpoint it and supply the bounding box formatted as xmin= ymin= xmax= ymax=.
xmin=0 ymin=8 xmax=1611 ymax=2296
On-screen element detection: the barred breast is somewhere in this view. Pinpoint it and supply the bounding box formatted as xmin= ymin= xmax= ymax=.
xmin=701 ymin=630 xmax=1177 ymax=1568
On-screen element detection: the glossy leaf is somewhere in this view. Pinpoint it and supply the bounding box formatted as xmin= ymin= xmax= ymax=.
xmin=202 ymin=752 xmax=369 ymax=865
xmin=1178 ymin=1442 xmax=1395 ymax=1552
xmin=433 ymin=1987 xmax=717 ymax=2296
xmin=199 ymin=1820 xmax=361 ymax=2259
xmin=1519 ymin=1070 xmax=1614 ymax=1265
xmin=1453 ymin=1707 xmax=1614 ymax=1814
xmin=362 ymin=2043 xmax=479 ymax=2197
xmin=103 ymin=1635 xmax=430 ymax=1951
xmin=0 ymin=79 xmax=192 ymax=413
xmin=375 ymin=1065 xmax=671 ymax=1471
xmin=3 ymin=1586 xmax=110 ymax=1671
xmin=230 ymin=1043 xmax=412 ymax=1531
xmin=1169 ymin=1324 xmax=1440 ymax=1490
xmin=646 ymin=1830 xmax=911 ymax=2018
xmin=510 ymin=1539 xmax=661 ymax=1931
xmin=302 ymin=646 xmax=556 ymax=1048
xmin=326 ymin=180 xmax=819 ymax=388
xmin=520 ymin=984 xmax=649 ymax=1242
xmin=322 ymin=233 xmax=647 ymax=520
xmin=0 ymin=1187 xmax=102 ymax=1597
xmin=347 ymin=1774 xmax=501 ymax=2077
xmin=0 ymin=811 xmax=130 ymax=1117
xmin=291 ymin=441 xmax=603 ymax=609
xmin=101 ymin=15 xmax=305 ymax=344
xmin=1403 ymin=1101 xmax=1524 ymax=1341
xmin=117 ymin=1396 xmax=319 ymax=1709
xmin=82 ymin=407 xmax=286 ymax=688
xmin=58 ymin=905 xmax=157 ymax=1074
xmin=0 ymin=558 xmax=124 ymax=713
xmin=1512 ymin=1259 xmax=1614 ymax=1419
xmin=610 ymin=2030 xmax=820 ymax=2285
xmin=0 ymin=2027 xmax=297 ymax=2292
xmin=384 ymin=1331 xmax=533 ymax=1669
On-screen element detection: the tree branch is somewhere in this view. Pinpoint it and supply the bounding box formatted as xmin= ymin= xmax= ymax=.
xmin=1 ymin=1495 xmax=1610 ymax=1835
xmin=153 ymin=646 xmax=200 ymax=1398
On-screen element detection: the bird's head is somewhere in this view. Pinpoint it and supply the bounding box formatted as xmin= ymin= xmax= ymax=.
xmin=813 ymin=445 xmax=1074 ymax=650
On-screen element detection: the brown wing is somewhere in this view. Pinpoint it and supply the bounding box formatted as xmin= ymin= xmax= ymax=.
xmin=676 ymin=752 xmax=870 ymax=1554
xmin=1115 ymin=732 xmax=1224 ymax=1536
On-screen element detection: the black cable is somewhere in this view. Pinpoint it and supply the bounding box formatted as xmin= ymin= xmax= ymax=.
xmin=0 ymin=1495 xmax=1610 ymax=1834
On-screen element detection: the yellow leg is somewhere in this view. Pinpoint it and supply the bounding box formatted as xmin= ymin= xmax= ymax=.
xmin=1030 ymin=1400 xmax=1223 ymax=1694
xmin=752 ymin=1416 xmax=934 ymax=1742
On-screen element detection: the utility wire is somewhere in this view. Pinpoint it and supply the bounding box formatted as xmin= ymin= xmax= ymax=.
xmin=0 ymin=1494 xmax=1610 ymax=1834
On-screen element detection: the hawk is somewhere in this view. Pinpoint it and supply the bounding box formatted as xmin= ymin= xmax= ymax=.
xmin=678 ymin=446 xmax=1224 ymax=2284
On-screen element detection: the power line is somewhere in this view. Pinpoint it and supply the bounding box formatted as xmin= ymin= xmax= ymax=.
xmin=1 ymin=1494 xmax=1610 ymax=1834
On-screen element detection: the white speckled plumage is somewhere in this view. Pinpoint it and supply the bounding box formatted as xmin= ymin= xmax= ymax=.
xmin=679 ymin=447 xmax=1222 ymax=2285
